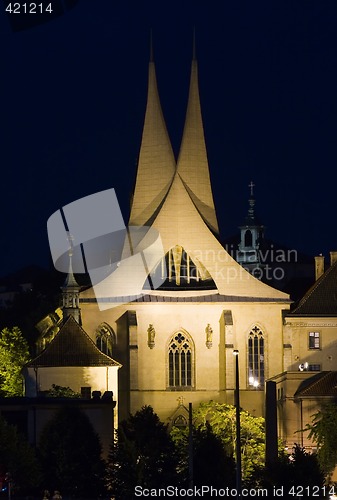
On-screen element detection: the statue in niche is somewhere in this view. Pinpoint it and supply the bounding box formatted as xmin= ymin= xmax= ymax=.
xmin=147 ymin=324 xmax=156 ymax=349
xmin=205 ymin=323 xmax=213 ymax=349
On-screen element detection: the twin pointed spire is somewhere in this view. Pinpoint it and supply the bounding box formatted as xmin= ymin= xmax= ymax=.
xmin=129 ymin=33 xmax=219 ymax=235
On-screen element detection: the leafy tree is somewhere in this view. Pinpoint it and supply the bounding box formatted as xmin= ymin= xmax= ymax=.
xmin=45 ymin=384 xmax=81 ymax=398
xmin=0 ymin=415 xmax=41 ymax=495
xmin=0 ymin=326 xmax=30 ymax=396
xmin=191 ymin=401 xmax=265 ymax=480
xmin=305 ymin=402 xmax=337 ymax=475
xmin=106 ymin=405 xmax=179 ymax=499
xmin=38 ymin=406 xmax=106 ymax=498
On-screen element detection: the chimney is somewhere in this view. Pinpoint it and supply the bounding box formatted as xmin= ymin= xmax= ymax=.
xmin=330 ymin=251 xmax=337 ymax=267
xmin=315 ymin=255 xmax=325 ymax=281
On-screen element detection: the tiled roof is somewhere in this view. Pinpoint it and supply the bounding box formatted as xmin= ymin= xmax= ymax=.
xmin=294 ymin=371 xmax=337 ymax=398
xmin=27 ymin=315 xmax=120 ymax=367
xmin=289 ymin=261 xmax=337 ymax=316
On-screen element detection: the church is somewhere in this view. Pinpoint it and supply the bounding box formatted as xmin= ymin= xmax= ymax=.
xmin=12 ymin=40 xmax=337 ymax=458
xmin=76 ymin=47 xmax=292 ymax=425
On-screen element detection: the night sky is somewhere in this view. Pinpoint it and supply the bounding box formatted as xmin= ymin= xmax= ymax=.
xmin=1 ymin=0 xmax=337 ymax=278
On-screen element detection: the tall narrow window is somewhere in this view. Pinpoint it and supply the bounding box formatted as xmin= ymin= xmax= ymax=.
xmin=248 ymin=326 xmax=264 ymax=388
xmin=308 ymin=331 xmax=320 ymax=349
xmin=168 ymin=332 xmax=193 ymax=389
xmin=95 ymin=323 xmax=115 ymax=357
xmin=245 ymin=229 xmax=253 ymax=247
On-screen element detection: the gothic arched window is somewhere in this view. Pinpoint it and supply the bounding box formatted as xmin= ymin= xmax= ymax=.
xmin=168 ymin=332 xmax=194 ymax=389
xmin=248 ymin=326 xmax=264 ymax=388
xmin=95 ymin=323 xmax=116 ymax=357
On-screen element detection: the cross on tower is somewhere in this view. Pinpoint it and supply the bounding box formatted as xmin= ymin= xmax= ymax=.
xmin=248 ymin=181 xmax=255 ymax=197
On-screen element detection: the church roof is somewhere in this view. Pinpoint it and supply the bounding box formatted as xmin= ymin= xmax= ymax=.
xmin=27 ymin=315 xmax=120 ymax=367
xmin=81 ymin=292 xmax=290 ymax=304
xmin=289 ymin=260 xmax=337 ymax=316
xmin=83 ymin=48 xmax=290 ymax=303
xmin=294 ymin=371 xmax=337 ymax=398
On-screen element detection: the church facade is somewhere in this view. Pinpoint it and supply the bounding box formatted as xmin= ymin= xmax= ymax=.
xmin=79 ymin=50 xmax=291 ymax=424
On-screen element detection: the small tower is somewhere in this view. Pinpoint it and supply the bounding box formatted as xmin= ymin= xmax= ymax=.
xmin=237 ymin=182 xmax=265 ymax=276
xmin=61 ymin=238 xmax=81 ymax=324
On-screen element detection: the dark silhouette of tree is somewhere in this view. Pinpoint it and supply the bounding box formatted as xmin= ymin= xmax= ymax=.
xmin=172 ymin=422 xmax=236 ymax=488
xmin=106 ymin=405 xmax=179 ymax=499
xmin=0 ymin=415 xmax=40 ymax=495
xmin=38 ymin=406 xmax=106 ymax=498
xmin=193 ymin=423 xmax=236 ymax=488
xmin=250 ymin=445 xmax=325 ymax=498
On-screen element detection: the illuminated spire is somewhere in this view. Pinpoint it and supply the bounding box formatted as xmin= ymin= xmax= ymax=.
xmin=176 ymin=47 xmax=219 ymax=234
xmin=129 ymin=44 xmax=176 ymax=227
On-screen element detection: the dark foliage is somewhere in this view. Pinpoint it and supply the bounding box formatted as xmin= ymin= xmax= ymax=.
xmin=193 ymin=423 xmax=236 ymax=488
xmin=250 ymin=444 xmax=325 ymax=498
xmin=106 ymin=406 xmax=179 ymax=499
xmin=38 ymin=406 xmax=106 ymax=498
xmin=0 ymin=415 xmax=41 ymax=495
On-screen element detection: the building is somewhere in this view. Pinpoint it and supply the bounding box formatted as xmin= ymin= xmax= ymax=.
xmin=272 ymin=252 xmax=337 ymax=451
xmin=78 ymin=48 xmax=291 ymax=424
xmin=4 ymin=256 xmax=122 ymax=454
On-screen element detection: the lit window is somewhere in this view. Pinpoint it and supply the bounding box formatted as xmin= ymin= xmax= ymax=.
xmin=248 ymin=326 xmax=264 ymax=388
xmin=168 ymin=332 xmax=194 ymax=389
xmin=309 ymin=332 xmax=320 ymax=350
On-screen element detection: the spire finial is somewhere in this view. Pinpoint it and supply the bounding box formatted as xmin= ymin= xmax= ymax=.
xmin=192 ymin=26 xmax=196 ymax=60
xmin=63 ymin=232 xmax=79 ymax=289
xmin=249 ymin=181 xmax=255 ymax=197
xmin=150 ymin=29 xmax=154 ymax=62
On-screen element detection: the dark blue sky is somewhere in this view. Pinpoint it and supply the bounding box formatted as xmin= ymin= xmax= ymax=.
xmin=1 ymin=0 xmax=337 ymax=277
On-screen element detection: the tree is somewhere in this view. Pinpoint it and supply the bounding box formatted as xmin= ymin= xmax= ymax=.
xmin=192 ymin=401 xmax=265 ymax=480
xmin=305 ymin=402 xmax=337 ymax=475
xmin=106 ymin=406 xmax=179 ymax=499
xmin=0 ymin=415 xmax=40 ymax=495
xmin=171 ymin=421 xmax=236 ymax=488
xmin=250 ymin=445 xmax=325 ymax=499
xmin=45 ymin=384 xmax=81 ymax=398
xmin=38 ymin=406 xmax=106 ymax=497
xmin=0 ymin=326 xmax=30 ymax=396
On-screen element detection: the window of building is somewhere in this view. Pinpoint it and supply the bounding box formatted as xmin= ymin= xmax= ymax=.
xmin=308 ymin=364 xmax=321 ymax=372
xmin=168 ymin=332 xmax=194 ymax=389
xmin=148 ymin=246 xmax=216 ymax=290
xmin=244 ymin=229 xmax=253 ymax=247
xmin=308 ymin=331 xmax=320 ymax=350
xmin=248 ymin=326 xmax=264 ymax=388
xmin=173 ymin=415 xmax=188 ymax=428
xmin=95 ymin=323 xmax=116 ymax=357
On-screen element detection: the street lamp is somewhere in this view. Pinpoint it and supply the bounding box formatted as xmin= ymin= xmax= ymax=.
xmin=233 ymin=350 xmax=242 ymax=497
